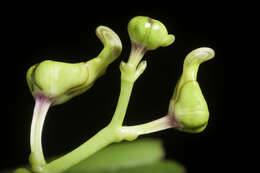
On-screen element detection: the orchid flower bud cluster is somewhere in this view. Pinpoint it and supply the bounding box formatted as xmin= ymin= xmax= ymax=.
xmin=22 ymin=16 xmax=215 ymax=173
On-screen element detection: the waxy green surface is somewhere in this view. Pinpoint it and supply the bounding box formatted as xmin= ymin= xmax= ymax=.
xmin=128 ymin=16 xmax=175 ymax=50
xmin=27 ymin=26 xmax=122 ymax=105
xmin=169 ymin=47 xmax=215 ymax=133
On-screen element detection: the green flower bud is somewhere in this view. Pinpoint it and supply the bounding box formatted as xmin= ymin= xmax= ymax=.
xmin=172 ymin=81 xmax=209 ymax=133
xmin=169 ymin=47 xmax=215 ymax=133
xmin=27 ymin=26 xmax=122 ymax=105
xmin=128 ymin=16 xmax=175 ymax=50
xmin=26 ymin=61 xmax=89 ymax=105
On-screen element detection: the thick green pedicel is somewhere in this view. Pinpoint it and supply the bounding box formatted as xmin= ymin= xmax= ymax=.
xmin=26 ymin=26 xmax=122 ymax=105
xmin=169 ymin=47 xmax=215 ymax=133
xmin=128 ymin=16 xmax=175 ymax=50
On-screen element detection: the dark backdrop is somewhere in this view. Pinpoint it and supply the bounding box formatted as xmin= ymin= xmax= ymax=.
xmin=1 ymin=6 xmax=232 ymax=173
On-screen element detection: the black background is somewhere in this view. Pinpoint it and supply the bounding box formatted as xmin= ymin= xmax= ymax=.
xmin=1 ymin=5 xmax=233 ymax=173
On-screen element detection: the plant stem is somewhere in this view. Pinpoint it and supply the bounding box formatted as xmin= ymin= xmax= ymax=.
xmin=29 ymin=95 xmax=52 ymax=172
xmin=42 ymin=72 xmax=136 ymax=173
xmin=109 ymin=43 xmax=146 ymax=127
xmin=121 ymin=115 xmax=178 ymax=135
xmin=127 ymin=42 xmax=147 ymax=67
xmin=109 ymin=79 xmax=134 ymax=127
xmin=42 ymin=126 xmax=117 ymax=173
xmin=43 ymin=115 xmax=178 ymax=173
xmin=40 ymin=42 xmax=146 ymax=173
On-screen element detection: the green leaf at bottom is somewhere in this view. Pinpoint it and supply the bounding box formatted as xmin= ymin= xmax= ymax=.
xmin=115 ymin=160 xmax=186 ymax=173
xmin=64 ymin=138 xmax=185 ymax=173
xmin=1 ymin=138 xmax=185 ymax=173
xmin=64 ymin=138 xmax=165 ymax=172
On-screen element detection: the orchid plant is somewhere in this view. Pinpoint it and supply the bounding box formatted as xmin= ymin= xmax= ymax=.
xmin=7 ymin=16 xmax=214 ymax=173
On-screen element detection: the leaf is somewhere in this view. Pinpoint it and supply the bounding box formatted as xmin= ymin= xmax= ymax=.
xmin=64 ymin=138 xmax=165 ymax=173
xmin=66 ymin=160 xmax=186 ymax=173
xmin=1 ymin=138 xmax=185 ymax=173
xmin=110 ymin=160 xmax=186 ymax=173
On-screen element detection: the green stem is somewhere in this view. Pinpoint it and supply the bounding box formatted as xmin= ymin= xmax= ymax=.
xmin=42 ymin=126 xmax=117 ymax=173
xmin=29 ymin=95 xmax=52 ymax=172
xmin=109 ymin=43 xmax=146 ymax=127
xmin=41 ymin=70 xmax=136 ymax=173
xmin=109 ymin=79 xmax=134 ymax=127
xmin=127 ymin=42 xmax=147 ymax=67
xmin=39 ymin=42 xmax=146 ymax=173
xmin=121 ymin=115 xmax=178 ymax=135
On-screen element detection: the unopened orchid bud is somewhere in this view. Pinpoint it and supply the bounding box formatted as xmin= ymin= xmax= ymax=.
xmin=26 ymin=26 xmax=122 ymax=105
xmin=169 ymin=47 xmax=215 ymax=133
xmin=120 ymin=16 xmax=175 ymax=83
xmin=128 ymin=16 xmax=175 ymax=51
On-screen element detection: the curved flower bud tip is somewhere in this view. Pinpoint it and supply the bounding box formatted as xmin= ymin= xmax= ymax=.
xmin=96 ymin=26 xmax=122 ymax=62
xmin=26 ymin=26 xmax=122 ymax=105
xmin=128 ymin=16 xmax=175 ymax=50
xmin=169 ymin=47 xmax=215 ymax=133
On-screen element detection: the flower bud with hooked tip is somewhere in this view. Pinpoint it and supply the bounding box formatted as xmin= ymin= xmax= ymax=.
xmin=168 ymin=47 xmax=215 ymax=133
xmin=26 ymin=26 xmax=122 ymax=105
